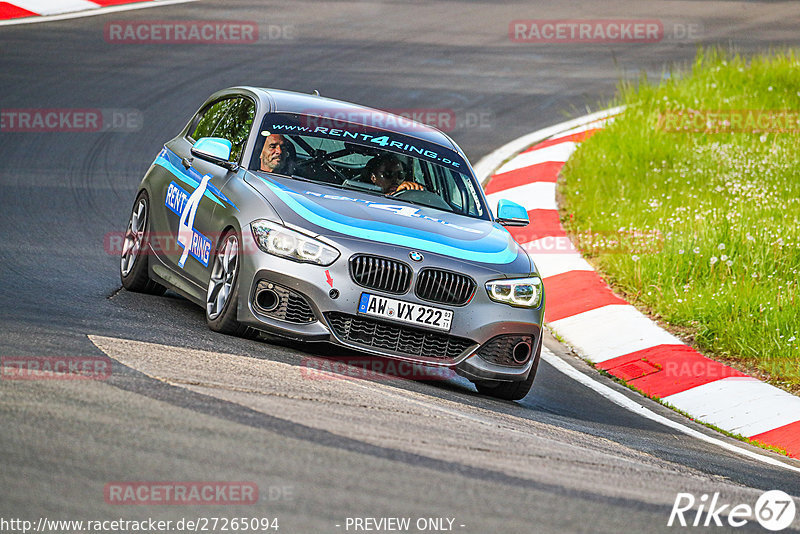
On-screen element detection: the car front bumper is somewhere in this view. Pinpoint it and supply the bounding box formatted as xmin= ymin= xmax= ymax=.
xmin=235 ymin=229 xmax=544 ymax=383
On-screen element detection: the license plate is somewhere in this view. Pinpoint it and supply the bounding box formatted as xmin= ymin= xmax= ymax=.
xmin=358 ymin=293 xmax=453 ymax=332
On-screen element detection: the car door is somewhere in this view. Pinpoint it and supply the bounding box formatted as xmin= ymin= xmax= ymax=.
xmin=162 ymin=96 xmax=255 ymax=288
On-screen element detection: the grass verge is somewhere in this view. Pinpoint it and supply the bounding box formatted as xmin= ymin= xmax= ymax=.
xmin=560 ymin=47 xmax=800 ymax=391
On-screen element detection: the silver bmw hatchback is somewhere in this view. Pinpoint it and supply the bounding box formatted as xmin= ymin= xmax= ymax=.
xmin=120 ymin=87 xmax=544 ymax=400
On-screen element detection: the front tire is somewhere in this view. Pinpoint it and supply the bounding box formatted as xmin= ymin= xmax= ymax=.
xmin=206 ymin=229 xmax=251 ymax=337
xmin=474 ymin=334 xmax=542 ymax=401
xmin=120 ymin=191 xmax=166 ymax=295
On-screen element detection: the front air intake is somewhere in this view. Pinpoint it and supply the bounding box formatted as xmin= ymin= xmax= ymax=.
xmin=349 ymin=255 xmax=412 ymax=295
xmin=415 ymin=269 xmax=476 ymax=306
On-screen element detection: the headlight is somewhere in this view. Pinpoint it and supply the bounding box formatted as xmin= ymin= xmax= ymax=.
xmin=251 ymin=220 xmax=339 ymax=266
xmin=485 ymin=276 xmax=543 ymax=308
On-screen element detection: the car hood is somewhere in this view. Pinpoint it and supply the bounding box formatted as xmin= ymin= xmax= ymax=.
xmin=244 ymin=173 xmax=532 ymax=270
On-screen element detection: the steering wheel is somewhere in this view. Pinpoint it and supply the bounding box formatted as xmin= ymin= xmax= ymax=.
xmin=295 ymin=152 xmax=347 ymax=183
xmin=390 ymin=187 xmax=417 ymax=197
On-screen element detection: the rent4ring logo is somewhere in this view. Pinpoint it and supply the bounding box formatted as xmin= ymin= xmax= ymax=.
xmin=165 ymin=180 xmax=212 ymax=268
xmin=668 ymin=490 xmax=797 ymax=531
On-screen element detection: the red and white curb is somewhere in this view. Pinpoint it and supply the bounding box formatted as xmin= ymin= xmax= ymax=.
xmin=478 ymin=110 xmax=800 ymax=459
xmin=0 ymin=0 xmax=193 ymax=25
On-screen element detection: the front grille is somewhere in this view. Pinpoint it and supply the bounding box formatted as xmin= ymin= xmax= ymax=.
xmin=415 ymin=269 xmax=476 ymax=306
xmin=476 ymin=335 xmax=534 ymax=367
xmin=325 ymin=312 xmax=475 ymax=362
xmin=349 ymin=255 xmax=412 ymax=294
xmin=253 ymin=280 xmax=316 ymax=324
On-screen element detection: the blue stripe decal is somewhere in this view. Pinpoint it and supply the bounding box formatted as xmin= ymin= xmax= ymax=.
xmin=153 ymin=148 xmax=239 ymax=212
xmin=256 ymin=176 xmax=518 ymax=264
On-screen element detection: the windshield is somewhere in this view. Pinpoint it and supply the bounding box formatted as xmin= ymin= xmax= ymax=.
xmin=250 ymin=113 xmax=489 ymax=220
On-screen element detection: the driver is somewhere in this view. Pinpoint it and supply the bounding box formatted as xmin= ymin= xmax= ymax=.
xmin=259 ymin=133 xmax=295 ymax=174
xmin=363 ymin=153 xmax=424 ymax=195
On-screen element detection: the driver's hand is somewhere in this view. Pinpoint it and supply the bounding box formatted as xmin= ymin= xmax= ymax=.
xmin=392 ymin=181 xmax=424 ymax=194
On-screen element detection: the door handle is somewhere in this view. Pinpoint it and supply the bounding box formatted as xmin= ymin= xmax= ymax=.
xmin=181 ymin=157 xmax=193 ymax=169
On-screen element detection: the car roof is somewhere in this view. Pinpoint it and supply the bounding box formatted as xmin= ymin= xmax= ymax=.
xmin=225 ymin=86 xmax=461 ymax=153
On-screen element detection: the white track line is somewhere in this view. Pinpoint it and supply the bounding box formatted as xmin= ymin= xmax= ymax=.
xmin=528 ymin=250 xmax=593 ymax=279
xmin=473 ymin=106 xmax=623 ymax=185
xmin=11 ymin=0 xmax=98 ymax=15
xmin=549 ymin=304 xmax=684 ymax=363
xmin=0 ymin=0 xmax=196 ymax=26
xmin=493 ymin=142 xmax=577 ymax=174
xmin=485 ymin=182 xmax=556 ymax=213
xmin=663 ymin=378 xmax=800 ymax=437
xmin=541 ymin=348 xmax=800 ymax=473
xmin=522 ymin=237 xmax=594 ymax=279
xmin=475 ymin=111 xmax=800 ymax=470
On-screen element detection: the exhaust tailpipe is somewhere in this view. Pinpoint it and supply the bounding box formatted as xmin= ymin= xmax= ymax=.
xmin=255 ymin=287 xmax=280 ymax=312
xmin=512 ymin=341 xmax=531 ymax=364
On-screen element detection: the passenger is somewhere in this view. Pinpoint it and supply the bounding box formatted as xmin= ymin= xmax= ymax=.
xmin=362 ymin=153 xmax=424 ymax=195
xmin=259 ymin=134 xmax=295 ymax=174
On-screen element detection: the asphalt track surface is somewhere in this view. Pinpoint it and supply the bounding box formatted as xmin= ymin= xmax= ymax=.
xmin=2 ymin=2 xmax=800 ymax=533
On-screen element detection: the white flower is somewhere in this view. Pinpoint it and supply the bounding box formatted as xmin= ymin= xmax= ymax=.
xmin=768 ymin=86 xmax=773 ymax=91
xmin=760 ymin=135 xmax=767 ymax=143
xmin=718 ymin=243 xmax=726 ymax=250
xmin=721 ymin=254 xmax=728 ymax=261
xmin=789 ymin=336 xmax=796 ymax=342
xmin=726 ymin=260 xmax=733 ymax=267
xmin=752 ymin=273 xmax=758 ymax=278
xmin=678 ymin=249 xmax=685 ymax=254
xmin=693 ymin=247 xmax=701 ymax=254
xmin=709 ymin=256 xmax=718 ymax=265
xmin=631 ymin=255 xmax=640 ymax=262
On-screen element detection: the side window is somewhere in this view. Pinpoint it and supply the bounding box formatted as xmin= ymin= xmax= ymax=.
xmin=212 ymin=98 xmax=255 ymax=163
xmin=190 ymin=99 xmax=236 ymax=141
xmin=189 ymin=97 xmax=256 ymax=163
xmin=446 ymin=173 xmax=465 ymax=212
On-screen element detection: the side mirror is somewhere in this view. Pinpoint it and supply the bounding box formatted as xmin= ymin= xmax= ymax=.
xmin=496 ymin=199 xmax=529 ymax=227
xmin=191 ymin=137 xmax=238 ymax=171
